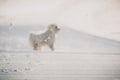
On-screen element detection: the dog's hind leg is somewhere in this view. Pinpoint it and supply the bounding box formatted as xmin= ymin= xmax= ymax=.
xmin=33 ymin=43 xmax=38 ymax=50
xmin=37 ymin=46 xmax=43 ymax=51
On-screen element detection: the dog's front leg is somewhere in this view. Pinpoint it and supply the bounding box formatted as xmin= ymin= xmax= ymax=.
xmin=47 ymin=38 xmax=55 ymax=51
xmin=49 ymin=42 xmax=54 ymax=51
xmin=50 ymin=44 xmax=54 ymax=51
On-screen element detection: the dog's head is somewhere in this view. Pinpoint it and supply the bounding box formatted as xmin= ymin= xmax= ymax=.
xmin=48 ymin=24 xmax=60 ymax=33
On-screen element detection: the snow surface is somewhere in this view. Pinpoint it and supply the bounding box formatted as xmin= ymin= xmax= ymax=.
xmin=0 ymin=52 xmax=120 ymax=80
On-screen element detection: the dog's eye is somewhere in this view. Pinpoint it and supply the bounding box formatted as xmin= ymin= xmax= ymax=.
xmin=55 ymin=26 xmax=57 ymax=28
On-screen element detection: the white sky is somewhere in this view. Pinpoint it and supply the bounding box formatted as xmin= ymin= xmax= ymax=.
xmin=0 ymin=0 xmax=120 ymax=41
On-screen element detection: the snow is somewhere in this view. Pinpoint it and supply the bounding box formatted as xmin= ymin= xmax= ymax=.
xmin=0 ymin=25 xmax=120 ymax=52
xmin=0 ymin=1 xmax=120 ymax=79
xmin=0 ymin=52 xmax=120 ymax=80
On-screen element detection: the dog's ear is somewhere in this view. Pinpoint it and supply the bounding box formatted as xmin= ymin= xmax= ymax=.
xmin=48 ymin=27 xmax=53 ymax=32
xmin=48 ymin=24 xmax=54 ymax=30
xmin=48 ymin=24 xmax=60 ymax=33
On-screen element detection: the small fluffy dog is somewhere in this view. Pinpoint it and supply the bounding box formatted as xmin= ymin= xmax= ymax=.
xmin=29 ymin=24 xmax=60 ymax=51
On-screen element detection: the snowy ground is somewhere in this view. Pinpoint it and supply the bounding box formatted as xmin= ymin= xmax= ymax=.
xmin=0 ymin=52 xmax=120 ymax=80
xmin=0 ymin=20 xmax=120 ymax=80
xmin=0 ymin=1 xmax=120 ymax=80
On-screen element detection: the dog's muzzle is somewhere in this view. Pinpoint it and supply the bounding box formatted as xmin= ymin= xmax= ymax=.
xmin=57 ymin=27 xmax=60 ymax=31
xmin=58 ymin=28 xmax=60 ymax=31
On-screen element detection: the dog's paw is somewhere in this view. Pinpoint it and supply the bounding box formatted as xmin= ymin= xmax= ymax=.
xmin=50 ymin=47 xmax=55 ymax=51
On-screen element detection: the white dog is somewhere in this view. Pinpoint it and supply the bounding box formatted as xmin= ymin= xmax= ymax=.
xmin=29 ymin=24 xmax=60 ymax=51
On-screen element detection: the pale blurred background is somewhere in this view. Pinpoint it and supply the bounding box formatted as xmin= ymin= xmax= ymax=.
xmin=0 ymin=0 xmax=120 ymax=52
xmin=0 ymin=1 xmax=120 ymax=80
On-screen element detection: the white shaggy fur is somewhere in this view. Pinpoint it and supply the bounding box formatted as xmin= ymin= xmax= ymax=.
xmin=29 ymin=24 xmax=60 ymax=51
